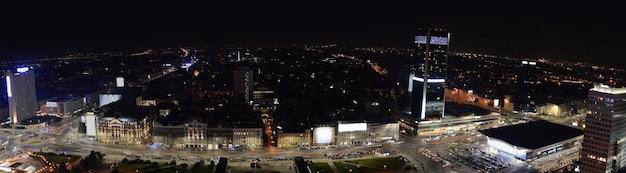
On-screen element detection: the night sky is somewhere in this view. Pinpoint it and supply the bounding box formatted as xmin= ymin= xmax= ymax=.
xmin=1 ymin=2 xmax=623 ymax=68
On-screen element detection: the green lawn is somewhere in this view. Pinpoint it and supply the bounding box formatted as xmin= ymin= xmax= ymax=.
xmin=350 ymin=157 xmax=407 ymax=170
xmin=333 ymin=162 xmax=384 ymax=173
xmin=35 ymin=152 xmax=81 ymax=163
xmin=142 ymin=165 xmax=187 ymax=173
xmin=309 ymin=162 xmax=333 ymax=173
xmin=116 ymin=162 xmax=155 ymax=173
xmin=189 ymin=164 xmax=212 ymax=173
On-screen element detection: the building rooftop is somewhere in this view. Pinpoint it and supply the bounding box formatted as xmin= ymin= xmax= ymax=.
xmin=478 ymin=120 xmax=583 ymax=149
xmin=97 ymin=101 xmax=157 ymax=121
xmin=590 ymin=84 xmax=626 ymax=94
xmin=154 ymin=106 xmax=262 ymax=128
xmin=48 ymin=96 xmax=83 ymax=103
xmin=20 ymin=115 xmax=61 ymax=125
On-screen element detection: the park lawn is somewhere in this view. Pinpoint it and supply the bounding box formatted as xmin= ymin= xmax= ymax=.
xmin=190 ymin=164 xmax=212 ymax=173
xmin=36 ymin=152 xmax=81 ymax=163
xmin=146 ymin=165 xmax=187 ymax=173
xmin=116 ymin=162 xmax=158 ymax=173
xmin=333 ymin=162 xmax=382 ymax=173
xmin=309 ymin=162 xmax=333 ymax=173
xmin=350 ymin=157 xmax=407 ymax=170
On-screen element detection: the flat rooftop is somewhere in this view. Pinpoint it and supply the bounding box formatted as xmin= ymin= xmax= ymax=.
xmin=478 ymin=120 xmax=583 ymax=149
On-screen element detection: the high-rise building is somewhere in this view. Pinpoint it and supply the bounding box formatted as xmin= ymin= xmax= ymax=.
xmin=409 ymin=28 xmax=450 ymax=120
xmin=580 ymin=84 xmax=626 ymax=173
xmin=5 ymin=66 xmax=38 ymax=124
xmin=233 ymin=67 xmax=253 ymax=104
xmin=514 ymin=60 xmax=538 ymax=113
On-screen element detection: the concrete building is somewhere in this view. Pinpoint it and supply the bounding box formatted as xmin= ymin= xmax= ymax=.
xmin=5 ymin=67 xmax=38 ymax=124
xmin=580 ymin=84 xmax=626 ymax=173
xmin=94 ymin=103 xmax=155 ymax=145
xmin=276 ymin=129 xmax=311 ymax=149
xmin=233 ymin=67 xmax=253 ymax=104
xmin=536 ymin=101 xmax=572 ymax=117
xmin=479 ymin=120 xmax=583 ymax=161
xmin=40 ymin=96 xmax=86 ymax=118
xmin=335 ymin=120 xmax=400 ymax=146
xmin=152 ymin=107 xmax=263 ymax=150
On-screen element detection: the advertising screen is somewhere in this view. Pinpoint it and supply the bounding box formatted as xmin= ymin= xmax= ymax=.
xmin=86 ymin=114 xmax=96 ymax=137
xmin=415 ymin=36 xmax=449 ymax=45
xmin=99 ymin=94 xmax=122 ymax=107
xmin=338 ymin=123 xmax=367 ymax=132
xmin=314 ymin=127 xmax=334 ymax=144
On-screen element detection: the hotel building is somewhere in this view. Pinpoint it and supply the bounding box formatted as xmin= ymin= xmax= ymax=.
xmin=580 ymin=84 xmax=626 ymax=173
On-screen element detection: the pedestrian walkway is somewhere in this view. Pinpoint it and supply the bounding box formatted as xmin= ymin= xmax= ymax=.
xmin=327 ymin=160 xmax=340 ymax=173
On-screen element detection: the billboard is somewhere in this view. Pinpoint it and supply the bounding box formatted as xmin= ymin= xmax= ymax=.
xmin=116 ymin=77 xmax=124 ymax=87
xmin=99 ymin=93 xmax=122 ymax=107
xmin=314 ymin=127 xmax=334 ymax=144
xmin=415 ymin=36 xmax=449 ymax=45
xmin=86 ymin=114 xmax=97 ymax=137
xmin=338 ymin=123 xmax=367 ymax=132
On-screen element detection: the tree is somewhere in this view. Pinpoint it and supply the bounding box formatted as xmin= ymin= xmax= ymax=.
xmin=209 ymin=160 xmax=215 ymax=169
xmin=169 ymin=160 xmax=177 ymax=166
xmin=81 ymin=150 xmax=104 ymax=169
xmin=121 ymin=158 xmax=129 ymax=163
xmin=193 ymin=161 xmax=202 ymax=169
xmin=70 ymin=166 xmax=83 ymax=173
xmin=57 ymin=162 xmax=70 ymax=173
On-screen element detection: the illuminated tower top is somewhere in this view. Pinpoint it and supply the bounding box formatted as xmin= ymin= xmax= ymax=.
xmin=413 ymin=27 xmax=450 ymax=80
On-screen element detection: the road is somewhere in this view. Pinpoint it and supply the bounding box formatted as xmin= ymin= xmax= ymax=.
xmin=0 ymin=114 xmax=553 ymax=173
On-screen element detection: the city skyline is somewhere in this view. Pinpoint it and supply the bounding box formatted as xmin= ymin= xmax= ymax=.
xmin=0 ymin=32 xmax=623 ymax=172
xmin=1 ymin=3 xmax=624 ymax=69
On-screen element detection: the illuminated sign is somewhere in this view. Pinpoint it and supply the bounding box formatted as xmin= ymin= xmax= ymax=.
xmin=412 ymin=77 xmax=445 ymax=83
xmin=314 ymin=127 xmax=333 ymax=144
xmin=99 ymin=94 xmax=122 ymax=107
xmin=116 ymin=77 xmax=124 ymax=87
xmin=86 ymin=114 xmax=97 ymax=136
xmin=338 ymin=123 xmax=367 ymax=132
xmin=16 ymin=67 xmax=29 ymax=73
xmin=415 ymin=36 xmax=449 ymax=45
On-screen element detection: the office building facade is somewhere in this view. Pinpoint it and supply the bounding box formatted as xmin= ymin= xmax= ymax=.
xmin=233 ymin=67 xmax=254 ymax=104
xmin=41 ymin=96 xmax=86 ymax=118
xmin=514 ymin=60 xmax=538 ymax=112
xmin=5 ymin=67 xmax=38 ymax=124
xmin=410 ymin=28 xmax=450 ymax=120
xmin=580 ymin=84 xmax=626 ymax=173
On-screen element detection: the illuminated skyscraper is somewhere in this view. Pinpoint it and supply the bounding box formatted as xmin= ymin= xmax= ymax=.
xmin=514 ymin=60 xmax=538 ymax=113
xmin=5 ymin=66 xmax=38 ymax=124
xmin=233 ymin=67 xmax=253 ymax=104
xmin=580 ymin=84 xmax=626 ymax=173
xmin=409 ymin=28 xmax=449 ymax=120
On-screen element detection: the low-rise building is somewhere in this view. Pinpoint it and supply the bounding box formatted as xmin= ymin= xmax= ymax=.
xmin=95 ymin=103 xmax=155 ymax=145
xmin=276 ymin=129 xmax=311 ymax=149
xmin=40 ymin=96 xmax=86 ymax=118
xmin=152 ymin=103 xmax=264 ymax=150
